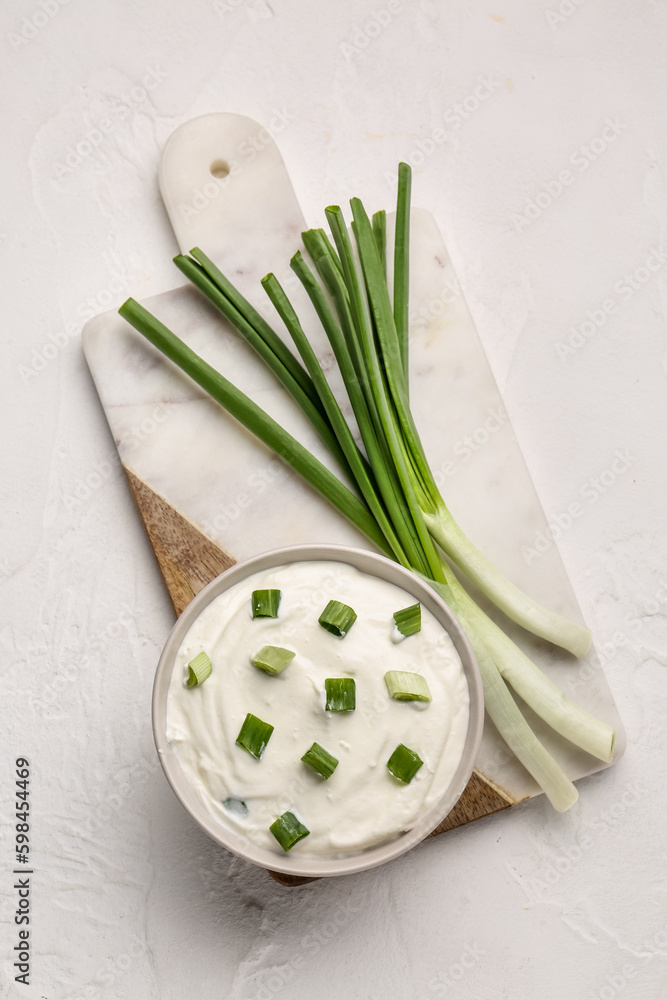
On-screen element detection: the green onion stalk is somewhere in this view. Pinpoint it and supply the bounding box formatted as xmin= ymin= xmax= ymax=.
xmin=119 ymin=163 xmax=614 ymax=811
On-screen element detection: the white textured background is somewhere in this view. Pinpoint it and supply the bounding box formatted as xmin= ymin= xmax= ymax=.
xmin=2 ymin=1 xmax=666 ymax=998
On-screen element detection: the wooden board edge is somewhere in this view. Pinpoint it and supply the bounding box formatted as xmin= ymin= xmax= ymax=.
xmin=426 ymin=768 xmax=517 ymax=837
xmin=266 ymin=870 xmax=321 ymax=887
xmin=123 ymin=464 xmax=236 ymax=615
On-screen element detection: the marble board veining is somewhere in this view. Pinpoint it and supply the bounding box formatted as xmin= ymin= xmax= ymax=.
xmin=82 ymin=113 xmax=626 ymax=856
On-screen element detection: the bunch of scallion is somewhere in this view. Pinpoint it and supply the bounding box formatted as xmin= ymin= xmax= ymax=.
xmin=119 ymin=162 xmax=614 ymax=811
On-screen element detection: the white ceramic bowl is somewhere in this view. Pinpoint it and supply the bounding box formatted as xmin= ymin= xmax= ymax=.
xmin=152 ymin=544 xmax=484 ymax=878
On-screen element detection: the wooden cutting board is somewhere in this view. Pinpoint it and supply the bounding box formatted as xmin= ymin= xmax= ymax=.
xmin=82 ymin=113 xmax=625 ymax=887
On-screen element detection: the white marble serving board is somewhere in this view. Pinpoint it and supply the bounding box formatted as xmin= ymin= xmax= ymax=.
xmin=82 ymin=113 xmax=625 ymax=807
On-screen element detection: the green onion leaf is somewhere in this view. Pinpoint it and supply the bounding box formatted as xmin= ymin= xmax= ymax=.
xmin=387 ymin=744 xmax=424 ymax=784
xmin=301 ymin=742 xmax=339 ymax=780
xmin=269 ymin=811 xmax=310 ymax=852
xmin=182 ymin=248 xmax=326 ymax=418
xmin=251 ymin=589 xmax=281 ymax=618
xmin=250 ymin=644 xmax=295 ymax=676
xmin=393 ymin=602 xmax=421 ymax=637
xmin=235 ymin=713 xmax=274 ymax=759
xmin=185 ymin=651 xmax=212 ymax=687
xmin=117 ymin=298 xmax=394 ymax=561
xmin=222 ymin=797 xmax=249 ymax=816
xmin=393 ymin=162 xmax=412 ymax=384
xmin=372 ymin=209 xmax=387 ymax=276
xmin=318 ymin=599 xmax=357 ymax=637
xmin=324 ymin=678 xmax=356 ymax=712
xmin=172 ymin=252 xmax=348 ymax=472
xmin=384 ymin=670 xmax=432 ymax=702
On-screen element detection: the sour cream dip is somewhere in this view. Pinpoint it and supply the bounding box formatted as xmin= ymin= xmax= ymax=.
xmin=166 ymin=560 xmax=470 ymax=857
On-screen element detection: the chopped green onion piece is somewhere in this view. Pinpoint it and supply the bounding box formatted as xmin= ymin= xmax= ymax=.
xmin=251 ymin=589 xmax=281 ymax=618
xmin=185 ymin=651 xmax=212 ymax=687
xmin=318 ymin=599 xmax=357 ymax=637
xmin=235 ymin=713 xmax=274 ymax=759
xmin=387 ymin=744 xmax=424 ymax=784
xmin=393 ymin=602 xmax=421 ymax=637
xmin=222 ymin=797 xmax=249 ymax=816
xmin=384 ymin=670 xmax=432 ymax=702
xmin=250 ymin=645 xmax=295 ymax=676
xmin=269 ymin=811 xmax=310 ymax=852
xmin=325 ymin=677 xmax=356 ymax=712
xmin=301 ymin=742 xmax=339 ymax=780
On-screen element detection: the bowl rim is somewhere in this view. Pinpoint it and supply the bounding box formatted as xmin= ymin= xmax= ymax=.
xmin=152 ymin=543 xmax=484 ymax=878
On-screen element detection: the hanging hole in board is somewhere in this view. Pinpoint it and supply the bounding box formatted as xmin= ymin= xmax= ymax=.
xmin=210 ymin=158 xmax=231 ymax=179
